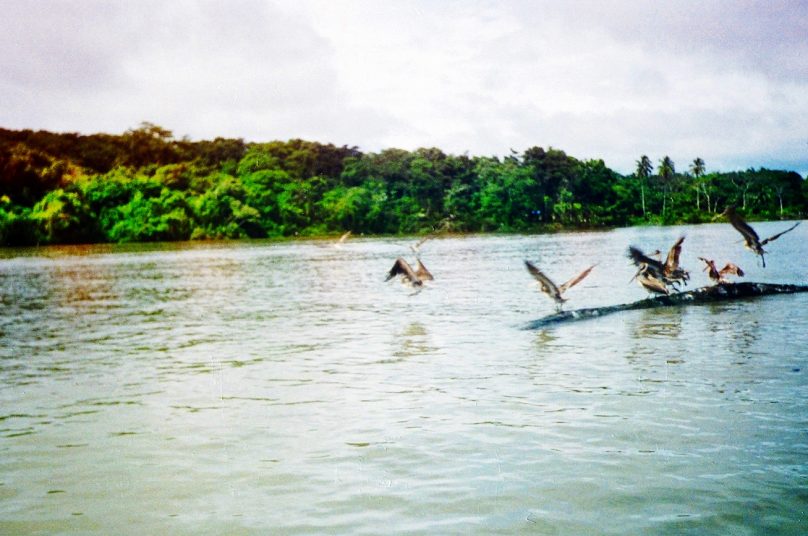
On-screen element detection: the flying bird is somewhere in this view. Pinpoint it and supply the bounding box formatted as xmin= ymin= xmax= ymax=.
xmin=631 ymin=265 xmax=670 ymax=296
xmin=333 ymin=230 xmax=351 ymax=248
xmin=413 ymin=257 xmax=433 ymax=281
xmin=627 ymin=237 xmax=689 ymax=289
xmin=409 ymin=235 xmax=431 ymax=254
xmin=698 ymin=257 xmax=744 ymax=285
xmin=628 ymin=246 xmax=666 ymax=277
xmin=524 ymin=260 xmax=596 ymax=310
xmin=386 ymin=257 xmax=433 ymax=287
xmin=661 ymin=236 xmax=690 ymax=285
xmin=718 ymin=206 xmax=801 ymax=267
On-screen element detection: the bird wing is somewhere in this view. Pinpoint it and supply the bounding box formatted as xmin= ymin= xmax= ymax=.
xmin=664 ymin=236 xmax=685 ymax=273
xmin=628 ymin=246 xmax=665 ymax=272
xmin=698 ymin=257 xmax=720 ymax=280
xmin=414 ymin=258 xmax=434 ymax=281
xmin=559 ymin=264 xmax=596 ymax=294
xmin=726 ymin=209 xmax=761 ymax=245
xmin=698 ymin=257 xmax=713 ymax=270
xmin=638 ymin=272 xmax=669 ymax=295
xmin=719 ymin=263 xmax=744 ymax=277
xmin=386 ymin=257 xmax=421 ymax=284
xmin=760 ymin=221 xmax=801 ymax=245
xmin=524 ymin=260 xmax=563 ymax=300
xmin=410 ymin=235 xmax=431 ymax=253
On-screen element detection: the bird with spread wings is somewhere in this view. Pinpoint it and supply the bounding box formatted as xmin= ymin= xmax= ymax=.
xmin=386 ymin=257 xmax=433 ymax=287
xmin=698 ymin=257 xmax=744 ymax=285
xmin=627 ymin=236 xmax=690 ymax=290
xmin=524 ymin=260 xmax=596 ymax=310
xmin=719 ymin=206 xmax=801 ymax=267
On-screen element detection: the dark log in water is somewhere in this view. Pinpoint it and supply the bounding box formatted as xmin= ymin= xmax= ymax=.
xmin=525 ymin=282 xmax=808 ymax=329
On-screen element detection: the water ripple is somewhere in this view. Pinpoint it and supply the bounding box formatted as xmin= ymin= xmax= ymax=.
xmin=1 ymin=230 xmax=807 ymax=534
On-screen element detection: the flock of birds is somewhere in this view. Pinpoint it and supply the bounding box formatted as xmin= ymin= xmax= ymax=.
xmin=533 ymin=206 xmax=801 ymax=311
xmin=372 ymin=206 xmax=801 ymax=311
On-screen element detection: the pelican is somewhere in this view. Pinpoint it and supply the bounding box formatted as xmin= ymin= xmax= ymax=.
xmin=630 ymin=264 xmax=670 ymax=296
xmin=386 ymin=257 xmax=432 ymax=287
xmin=698 ymin=257 xmax=744 ymax=284
xmin=661 ymin=236 xmax=690 ymax=284
xmin=627 ymin=237 xmax=689 ymax=289
xmin=524 ymin=260 xmax=596 ymax=310
xmin=718 ymin=206 xmax=801 ymax=267
xmin=413 ymin=257 xmax=433 ymax=281
xmin=628 ymin=245 xmax=666 ymax=277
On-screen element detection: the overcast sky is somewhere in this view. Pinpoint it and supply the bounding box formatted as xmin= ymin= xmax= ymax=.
xmin=2 ymin=0 xmax=806 ymax=176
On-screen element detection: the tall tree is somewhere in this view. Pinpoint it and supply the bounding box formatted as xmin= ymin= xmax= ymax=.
xmin=635 ymin=155 xmax=652 ymax=217
xmin=689 ymin=157 xmax=706 ymax=210
xmin=728 ymin=171 xmax=754 ymax=210
xmin=657 ymin=156 xmax=675 ymax=218
xmin=117 ymin=122 xmax=182 ymax=169
xmin=689 ymin=157 xmax=705 ymax=177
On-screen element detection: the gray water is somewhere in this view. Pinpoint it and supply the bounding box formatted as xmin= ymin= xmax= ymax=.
xmin=1 ymin=222 xmax=807 ymax=535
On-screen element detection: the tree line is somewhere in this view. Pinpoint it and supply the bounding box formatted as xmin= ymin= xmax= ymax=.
xmin=1 ymin=123 xmax=806 ymax=246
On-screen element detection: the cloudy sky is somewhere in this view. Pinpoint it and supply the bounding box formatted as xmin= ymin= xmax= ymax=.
xmin=2 ymin=0 xmax=807 ymax=175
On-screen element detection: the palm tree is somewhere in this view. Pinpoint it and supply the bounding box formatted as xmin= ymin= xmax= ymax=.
xmin=689 ymin=157 xmax=705 ymax=177
xmin=635 ymin=155 xmax=652 ymax=217
xmin=657 ymin=156 xmax=675 ymax=218
xmin=689 ymin=157 xmax=706 ymax=210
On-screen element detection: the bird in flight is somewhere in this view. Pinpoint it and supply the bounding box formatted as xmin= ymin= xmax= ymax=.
xmin=524 ymin=260 xmax=596 ymax=311
xmin=332 ymin=230 xmax=352 ymax=249
xmin=698 ymin=257 xmax=744 ymax=285
xmin=660 ymin=236 xmax=690 ymax=285
xmin=627 ymin=236 xmax=689 ymax=290
xmin=718 ymin=206 xmax=801 ymax=267
xmin=630 ymin=265 xmax=670 ymax=296
xmin=386 ymin=257 xmax=433 ymax=287
xmin=409 ymin=235 xmax=431 ymax=255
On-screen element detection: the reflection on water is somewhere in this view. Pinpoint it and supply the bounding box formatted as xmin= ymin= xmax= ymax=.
xmin=1 ymin=223 xmax=807 ymax=534
xmin=531 ymin=328 xmax=559 ymax=348
xmin=631 ymin=306 xmax=685 ymax=340
xmin=699 ymin=302 xmax=766 ymax=362
xmin=386 ymin=322 xmax=433 ymax=363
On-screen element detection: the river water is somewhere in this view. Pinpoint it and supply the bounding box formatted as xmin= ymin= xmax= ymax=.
xmin=1 ymin=222 xmax=806 ymax=535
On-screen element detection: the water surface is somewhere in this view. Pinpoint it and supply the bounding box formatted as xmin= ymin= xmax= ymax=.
xmin=1 ymin=223 xmax=807 ymax=534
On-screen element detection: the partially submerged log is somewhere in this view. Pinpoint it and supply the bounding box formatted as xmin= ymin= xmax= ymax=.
xmin=524 ymin=282 xmax=808 ymax=329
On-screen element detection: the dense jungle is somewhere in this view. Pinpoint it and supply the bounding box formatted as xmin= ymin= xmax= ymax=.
xmin=1 ymin=123 xmax=805 ymax=246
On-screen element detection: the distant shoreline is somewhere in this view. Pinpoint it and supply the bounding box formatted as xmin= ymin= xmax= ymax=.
xmin=2 ymin=125 xmax=806 ymax=247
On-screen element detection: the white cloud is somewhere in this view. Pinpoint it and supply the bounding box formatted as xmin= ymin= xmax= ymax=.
xmin=1 ymin=0 xmax=806 ymax=175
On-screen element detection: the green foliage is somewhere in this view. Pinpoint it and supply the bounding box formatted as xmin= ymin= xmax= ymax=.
xmin=237 ymin=146 xmax=282 ymax=176
xmin=30 ymin=188 xmax=95 ymax=244
xmin=319 ymin=185 xmax=371 ymax=231
xmin=0 ymin=199 xmax=37 ymax=246
xmin=1 ymin=124 xmax=806 ymax=246
xmin=106 ymin=188 xmax=192 ymax=242
xmin=0 ymin=143 xmax=70 ymax=204
xmin=191 ymin=175 xmax=266 ymax=239
xmin=476 ymin=156 xmax=542 ymax=230
xmin=116 ymin=122 xmax=182 ymax=169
